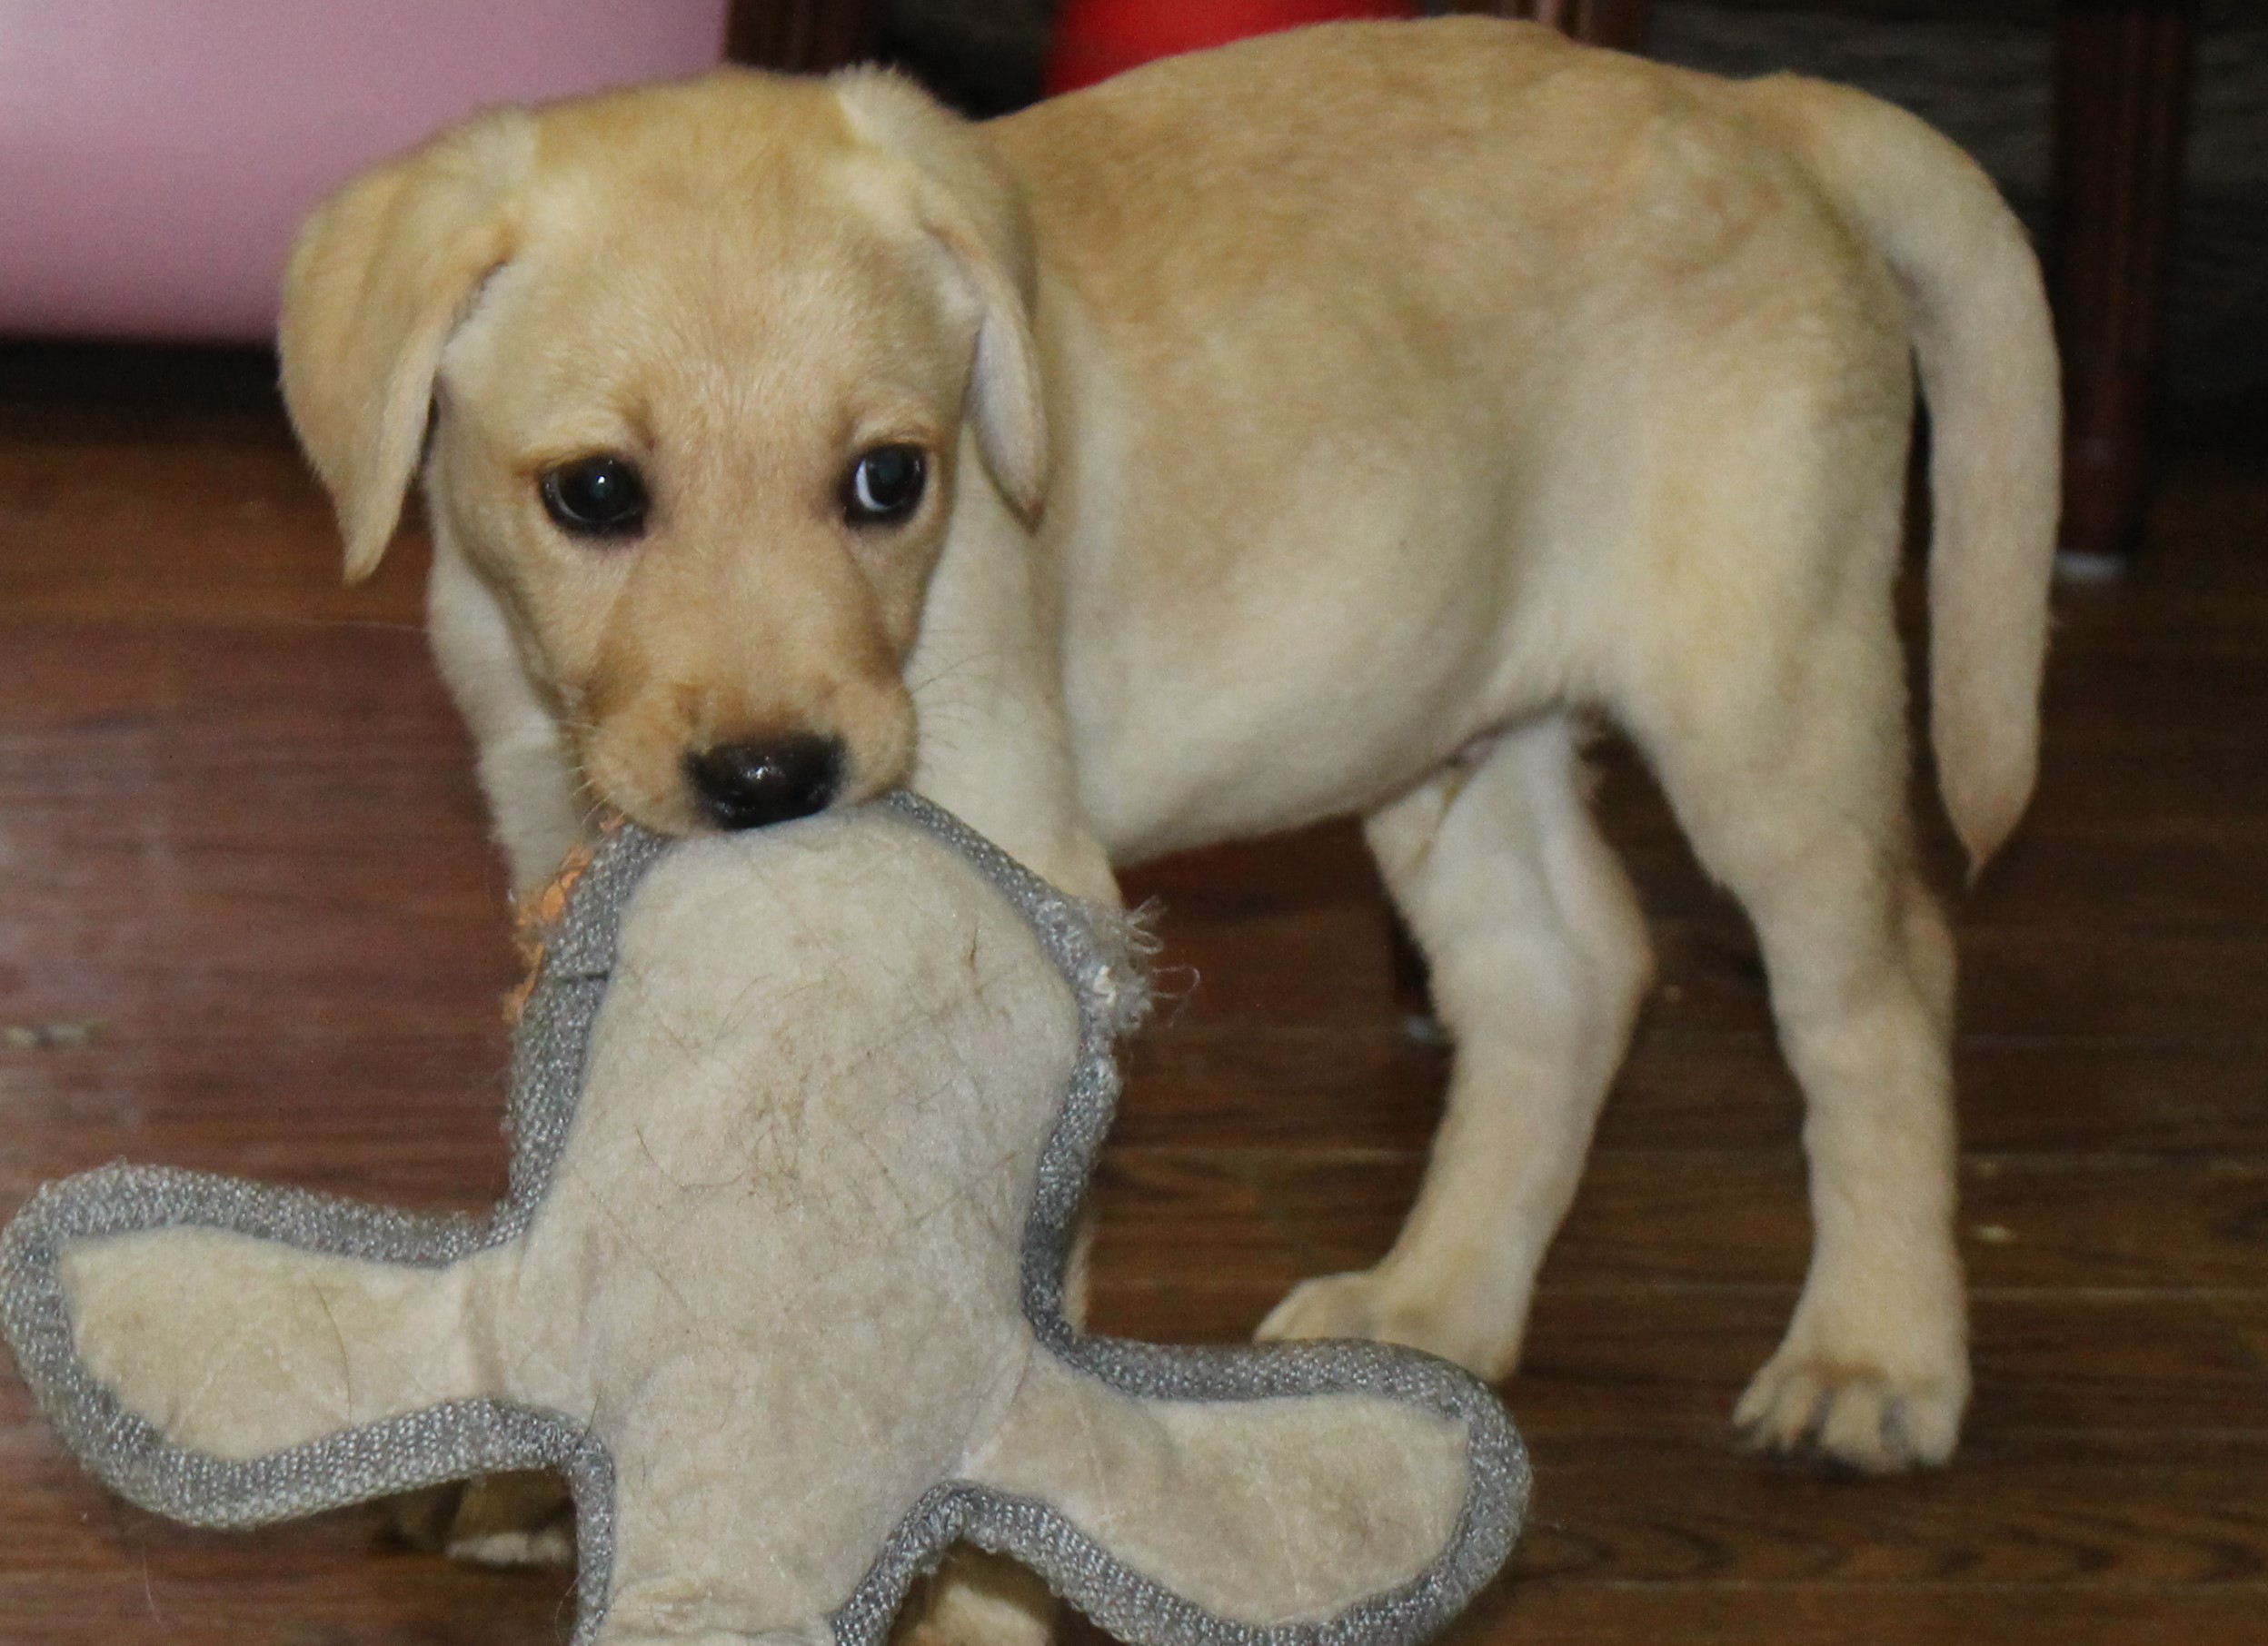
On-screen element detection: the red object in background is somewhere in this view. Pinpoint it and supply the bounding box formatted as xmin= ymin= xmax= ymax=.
xmin=1046 ymin=0 xmax=1420 ymax=95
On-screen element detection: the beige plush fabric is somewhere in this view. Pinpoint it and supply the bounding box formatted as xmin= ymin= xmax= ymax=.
xmin=969 ymin=1355 xmax=1469 ymax=1625
xmin=60 ymin=1229 xmax=488 ymax=1458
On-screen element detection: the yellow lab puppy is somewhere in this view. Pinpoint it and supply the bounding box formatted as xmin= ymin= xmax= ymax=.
xmin=282 ymin=16 xmax=2056 ymax=1491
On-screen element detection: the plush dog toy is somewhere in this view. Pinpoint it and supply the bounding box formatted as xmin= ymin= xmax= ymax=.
xmin=2 ymin=794 xmax=1526 ymax=1646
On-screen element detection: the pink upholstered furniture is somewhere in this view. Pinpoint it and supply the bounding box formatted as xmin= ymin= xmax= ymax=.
xmin=0 ymin=1 xmax=729 ymax=341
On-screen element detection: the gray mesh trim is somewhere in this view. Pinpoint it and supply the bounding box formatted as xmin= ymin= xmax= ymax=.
xmin=1 ymin=792 xmax=1525 ymax=1646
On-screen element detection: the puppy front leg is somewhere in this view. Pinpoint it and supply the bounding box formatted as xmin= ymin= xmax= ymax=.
xmin=1260 ymin=716 xmax=1653 ymax=1377
xmin=905 ymin=447 xmax=1117 ymax=909
xmin=426 ymin=534 xmax=587 ymax=897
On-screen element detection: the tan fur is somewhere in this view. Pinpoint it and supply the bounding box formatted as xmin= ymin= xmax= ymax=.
xmin=282 ymin=15 xmax=2058 ymax=1523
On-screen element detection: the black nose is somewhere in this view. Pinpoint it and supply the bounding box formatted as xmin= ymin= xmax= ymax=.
xmin=684 ymin=735 xmax=844 ymax=830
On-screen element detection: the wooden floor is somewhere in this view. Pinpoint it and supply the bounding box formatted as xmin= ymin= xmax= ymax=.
xmin=2 ymin=343 xmax=2263 ymax=1644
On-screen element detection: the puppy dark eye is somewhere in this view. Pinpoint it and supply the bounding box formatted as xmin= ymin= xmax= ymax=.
xmin=842 ymin=444 xmax=926 ymax=528
xmin=540 ymin=454 xmax=649 ymax=539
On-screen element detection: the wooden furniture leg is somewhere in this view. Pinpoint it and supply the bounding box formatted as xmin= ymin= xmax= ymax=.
xmin=725 ymin=0 xmax=884 ymax=71
xmin=1447 ymin=0 xmax=1653 ymax=53
xmin=2051 ymin=0 xmax=2199 ymax=569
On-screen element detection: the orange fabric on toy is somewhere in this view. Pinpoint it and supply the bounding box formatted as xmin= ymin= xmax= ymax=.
xmin=504 ymin=814 xmax=626 ymax=1026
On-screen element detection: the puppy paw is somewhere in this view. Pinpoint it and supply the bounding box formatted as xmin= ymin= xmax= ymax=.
xmin=1258 ymin=1271 xmax=1378 ymax=1342
xmin=447 ymin=1524 xmax=578 ymax=1568
xmin=437 ymin=1470 xmax=577 ymax=1568
xmin=1257 ymin=1271 xmax=1516 ymax=1379
xmin=1733 ymin=1351 xmax=1965 ymax=1473
xmin=894 ymin=1547 xmax=1056 ymax=1646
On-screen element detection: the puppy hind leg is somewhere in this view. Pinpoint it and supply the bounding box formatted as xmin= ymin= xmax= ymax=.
xmin=1639 ymin=669 xmax=1969 ymax=1473
xmin=1258 ymin=715 xmax=1653 ymax=1379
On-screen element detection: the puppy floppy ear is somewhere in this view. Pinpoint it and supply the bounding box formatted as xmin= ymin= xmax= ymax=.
xmin=279 ymin=111 xmax=536 ymax=581
xmin=833 ymin=70 xmax=1048 ymax=519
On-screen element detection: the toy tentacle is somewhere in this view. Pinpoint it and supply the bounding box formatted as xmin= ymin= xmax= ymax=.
xmin=962 ymin=1350 xmax=1486 ymax=1636
xmin=55 ymin=1220 xmax=493 ymax=1463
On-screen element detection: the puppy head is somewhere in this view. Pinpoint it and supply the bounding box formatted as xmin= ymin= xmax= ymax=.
xmin=279 ymin=68 xmax=1044 ymax=836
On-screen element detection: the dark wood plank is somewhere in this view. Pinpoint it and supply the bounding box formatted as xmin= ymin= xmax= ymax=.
xmin=1439 ymin=1583 xmax=2268 ymax=1646
xmin=0 ymin=441 xmax=431 ymax=624
xmin=1087 ymin=1282 xmax=2268 ymax=1441
xmin=1119 ymin=883 xmax=2268 ymax=1055
xmin=1090 ymin=1150 xmax=2268 ymax=1294
xmin=1121 ymin=1025 xmax=2268 ymax=1156
xmin=0 ymin=619 xmax=516 ymax=1215
xmin=1510 ymin=1433 xmax=2268 ymax=1586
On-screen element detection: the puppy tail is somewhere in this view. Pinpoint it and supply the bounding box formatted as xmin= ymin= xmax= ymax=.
xmin=1744 ymin=75 xmax=2061 ymax=877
